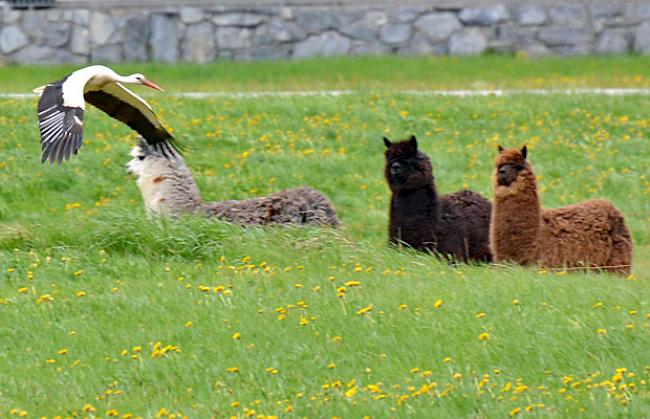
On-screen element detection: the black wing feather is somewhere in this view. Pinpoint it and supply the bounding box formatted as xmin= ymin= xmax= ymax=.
xmin=84 ymin=90 xmax=182 ymax=157
xmin=36 ymin=77 xmax=86 ymax=164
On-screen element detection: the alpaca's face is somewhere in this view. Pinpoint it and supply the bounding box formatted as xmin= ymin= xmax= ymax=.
xmin=126 ymin=139 xmax=173 ymax=178
xmin=384 ymin=136 xmax=432 ymax=189
xmin=494 ymin=146 xmax=528 ymax=186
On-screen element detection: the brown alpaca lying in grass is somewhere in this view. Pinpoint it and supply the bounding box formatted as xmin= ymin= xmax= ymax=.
xmin=490 ymin=146 xmax=632 ymax=275
xmin=384 ymin=135 xmax=492 ymax=262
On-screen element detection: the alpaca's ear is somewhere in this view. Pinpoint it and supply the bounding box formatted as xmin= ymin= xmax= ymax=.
xmin=383 ymin=137 xmax=392 ymax=148
xmin=521 ymin=145 xmax=527 ymax=160
xmin=409 ymin=135 xmax=417 ymax=150
xmin=497 ymin=145 xmax=504 ymax=153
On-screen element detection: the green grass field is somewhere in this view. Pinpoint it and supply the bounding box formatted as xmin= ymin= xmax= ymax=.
xmin=1 ymin=56 xmax=649 ymax=418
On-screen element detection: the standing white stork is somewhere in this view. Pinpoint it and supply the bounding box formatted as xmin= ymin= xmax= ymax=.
xmin=34 ymin=65 xmax=181 ymax=163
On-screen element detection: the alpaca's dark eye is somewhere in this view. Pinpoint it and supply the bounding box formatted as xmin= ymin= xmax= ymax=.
xmin=138 ymin=156 xmax=145 ymax=161
xmin=515 ymin=164 xmax=524 ymax=171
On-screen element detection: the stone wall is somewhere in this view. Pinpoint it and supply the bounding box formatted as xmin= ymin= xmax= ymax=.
xmin=1 ymin=2 xmax=650 ymax=65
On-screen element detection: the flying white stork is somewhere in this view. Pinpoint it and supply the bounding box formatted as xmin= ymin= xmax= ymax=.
xmin=34 ymin=65 xmax=181 ymax=163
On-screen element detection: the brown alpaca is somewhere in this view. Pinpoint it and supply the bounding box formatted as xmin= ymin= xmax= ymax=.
xmin=490 ymin=146 xmax=632 ymax=275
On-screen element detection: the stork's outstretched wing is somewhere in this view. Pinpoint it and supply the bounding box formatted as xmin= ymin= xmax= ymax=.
xmin=84 ymin=83 xmax=181 ymax=158
xmin=36 ymin=77 xmax=86 ymax=163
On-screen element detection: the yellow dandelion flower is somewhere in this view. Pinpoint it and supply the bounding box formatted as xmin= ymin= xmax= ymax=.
xmin=592 ymin=302 xmax=604 ymax=309
xmin=18 ymin=287 xmax=28 ymax=294
xmin=452 ymin=372 xmax=462 ymax=379
xmin=356 ymin=304 xmax=373 ymax=315
xmin=475 ymin=312 xmax=486 ymax=319
xmin=510 ymin=407 xmax=522 ymax=416
xmin=184 ymin=321 xmax=193 ymax=328
xmin=82 ymin=404 xmax=96 ymax=413
xmin=345 ymin=386 xmax=358 ymax=398
xmin=232 ymin=332 xmax=241 ymax=340
xmin=327 ymin=362 xmax=336 ymax=369
xmin=479 ymin=332 xmax=490 ymax=341
xmin=434 ymin=299 xmax=443 ymax=308
xmin=226 ymin=367 xmax=239 ymax=373
xmin=75 ymin=291 xmax=86 ymax=298
xmin=155 ymin=408 xmax=168 ymax=418
xmin=106 ymin=409 xmax=119 ymax=416
xmin=597 ymin=328 xmax=607 ymax=336
xmin=512 ymin=299 xmax=520 ymax=305
xmin=57 ymin=348 xmax=68 ymax=355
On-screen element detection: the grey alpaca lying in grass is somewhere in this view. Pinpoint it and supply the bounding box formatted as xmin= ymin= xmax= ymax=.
xmin=126 ymin=139 xmax=340 ymax=226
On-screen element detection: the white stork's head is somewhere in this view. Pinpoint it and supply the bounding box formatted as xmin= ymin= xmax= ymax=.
xmin=123 ymin=73 xmax=165 ymax=92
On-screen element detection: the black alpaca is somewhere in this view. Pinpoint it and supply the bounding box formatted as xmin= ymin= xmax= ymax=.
xmin=384 ymin=135 xmax=492 ymax=262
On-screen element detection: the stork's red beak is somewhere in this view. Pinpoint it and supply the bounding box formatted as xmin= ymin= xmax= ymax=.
xmin=142 ymin=79 xmax=165 ymax=92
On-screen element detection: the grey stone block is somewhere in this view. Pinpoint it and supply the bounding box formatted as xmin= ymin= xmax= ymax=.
xmin=293 ymin=31 xmax=351 ymax=58
xmin=414 ymin=12 xmax=462 ymax=42
xmin=390 ymin=6 xmax=426 ymax=23
xmin=624 ymin=3 xmax=650 ymax=22
xmin=182 ymin=22 xmax=215 ymax=63
xmin=350 ymin=40 xmax=392 ymax=56
xmin=294 ymin=9 xmax=356 ymax=33
xmin=449 ymin=28 xmax=487 ymax=55
xmin=595 ymin=29 xmax=629 ymax=54
xmin=151 ymin=14 xmax=179 ymax=62
xmin=213 ymin=13 xmax=265 ymax=27
xmin=180 ymin=7 xmax=204 ymax=24
xmin=12 ymin=45 xmax=79 ymax=64
xmin=459 ymin=4 xmax=509 ymax=26
xmin=538 ymin=26 xmax=592 ymax=46
xmin=215 ymin=27 xmax=253 ymax=50
xmin=634 ymin=21 xmax=650 ymax=53
xmin=0 ymin=25 xmax=29 ymax=54
xmin=22 ymin=10 xmax=47 ymax=32
xmin=250 ymin=43 xmax=292 ymax=60
xmin=512 ymin=5 xmax=546 ymax=26
xmin=493 ymin=25 xmax=537 ymax=49
xmin=398 ymin=31 xmax=446 ymax=55
xmin=70 ymin=24 xmax=90 ymax=56
xmin=2 ymin=9 xmax=21 ymax=24
xmin=340 ymin=19 xmax=378 ymax=42
xmin=43 ymin=22 xmax=71 ymax=48
xmin=548 ymin=5 xmax=588 ymax=28
xmin=46 ymin=9 xmax=61 ymax=22
xmin=519 ymin=42 xmax=551 ymax=57
xmin=71 ymin=10 xmax=90 ymax=26
xmin=589 ymin=4 xmax=622 ymax=19
xmin=257 ymin=17 xmax=305 ymax=43
xmin=380 ymin=23 xmax=412 ymax=45
xmin=364 ymin=11 xmax=388 ymax=29
xmin=123 ymin=16 xmax=150 ymax=62
xmin=90 ymin=12 xmax=116 ymax=46
xmin=91 ymin=44 xmax=123 ymax=63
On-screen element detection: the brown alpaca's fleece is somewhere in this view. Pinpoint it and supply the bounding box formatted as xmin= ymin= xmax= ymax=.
xmin=490 ymin=147 xmax=632 ymax=275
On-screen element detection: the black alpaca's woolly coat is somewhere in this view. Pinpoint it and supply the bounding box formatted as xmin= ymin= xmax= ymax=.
xmin=384 ymin=136 xmax=492 ymax=262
